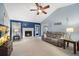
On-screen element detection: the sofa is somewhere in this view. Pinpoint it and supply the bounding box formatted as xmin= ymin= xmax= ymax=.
xmin=42 ymin=31 xmax=65 ymax=47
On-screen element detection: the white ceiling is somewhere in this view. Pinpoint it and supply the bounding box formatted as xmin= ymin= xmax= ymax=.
xmin=4 ymin=3 xmax=73 ymax=23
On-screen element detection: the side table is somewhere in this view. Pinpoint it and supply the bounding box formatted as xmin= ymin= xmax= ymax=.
xmin=13 ymin=35 xmax=20 ymax=41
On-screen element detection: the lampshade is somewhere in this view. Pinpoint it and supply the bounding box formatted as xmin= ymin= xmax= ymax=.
xmin=45 ymin=26 xmax=48 ymax=32
xmin=66 ymin=27 xmax=74 ymax=32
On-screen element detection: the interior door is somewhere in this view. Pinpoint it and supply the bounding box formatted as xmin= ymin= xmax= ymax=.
xmin=35 ymin=24 xmax=40 ymax=37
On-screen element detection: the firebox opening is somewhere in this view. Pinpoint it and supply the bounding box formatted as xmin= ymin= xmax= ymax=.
xmin=25 ymin=31 xmax=32 ymax=37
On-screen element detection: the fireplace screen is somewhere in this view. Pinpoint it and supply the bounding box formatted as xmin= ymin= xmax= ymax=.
xmin=25 ymin=31 xmax=32 ymax=37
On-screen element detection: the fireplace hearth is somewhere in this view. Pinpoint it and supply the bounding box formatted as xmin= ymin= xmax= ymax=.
xmin=25 ymin=31 xmax=32 ymax=37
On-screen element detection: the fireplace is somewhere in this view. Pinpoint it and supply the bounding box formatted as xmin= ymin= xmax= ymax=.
xmin=25 ymin=31 xmax=32 ymax=37
xmin=23 ymin=28 xmax=34 ymax=38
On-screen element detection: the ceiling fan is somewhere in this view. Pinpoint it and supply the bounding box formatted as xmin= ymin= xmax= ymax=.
xmin=30 ymin=3 xmax=50 ymax=15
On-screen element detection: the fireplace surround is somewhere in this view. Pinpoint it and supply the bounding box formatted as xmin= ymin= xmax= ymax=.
xmin=23 ymin=28 xmax=34 ymax=38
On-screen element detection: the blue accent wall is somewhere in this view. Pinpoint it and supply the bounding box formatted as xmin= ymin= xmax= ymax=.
xmin=21 ymin=21 xmax=40 ymax=36
xmin=10 ymin=20 xmax=41 ymax=39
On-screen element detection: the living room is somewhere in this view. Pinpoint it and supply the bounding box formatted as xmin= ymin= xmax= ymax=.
xmin=0 ymin=3 xmax=79 ymax=56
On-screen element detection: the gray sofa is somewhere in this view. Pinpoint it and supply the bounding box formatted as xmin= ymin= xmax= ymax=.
xmin=42 ymin=31 xmax=65 ymax=47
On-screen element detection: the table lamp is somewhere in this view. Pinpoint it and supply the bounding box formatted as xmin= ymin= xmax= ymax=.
xmin=66 ymin=27 xmax=74 ymax=40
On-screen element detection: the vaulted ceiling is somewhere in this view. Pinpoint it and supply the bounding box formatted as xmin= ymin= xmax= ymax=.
xmin=4 ymin=3 xmax=73 ymax=23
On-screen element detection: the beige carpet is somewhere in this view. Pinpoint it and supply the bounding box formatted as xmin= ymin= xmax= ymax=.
xmin=11 ymin=37 xmax=79 ymax=56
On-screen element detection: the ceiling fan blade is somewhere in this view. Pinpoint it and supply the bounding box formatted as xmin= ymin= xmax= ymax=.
xmin=39 ymin=6 xmax=42 ymax=9
xmin=43 ymin=5 xmax=50 ymax=9
xmin=35 ymin=3 xmax=39 ymax=7
xmin=30 ymin=9 xmax=37 ymax=11
xmin=42 ymin=11 xmax=47 ymax=14
xmin=37 ymin=12 xmax=39 ymax=15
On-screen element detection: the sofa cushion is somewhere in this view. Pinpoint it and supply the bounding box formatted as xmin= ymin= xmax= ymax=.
xmin=51 ymin=38 xmax=58 ymax=42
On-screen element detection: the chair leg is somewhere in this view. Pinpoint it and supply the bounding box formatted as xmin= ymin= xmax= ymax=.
xmin=74 ymin=43 xmax=76 ymax=54
xmin=63 ymin=40 xmax=66 ymax=49
xmin=77 ymin=42 xmax=79 ymax=51
xmin=67 ymin=42 xmax=69 ymax=47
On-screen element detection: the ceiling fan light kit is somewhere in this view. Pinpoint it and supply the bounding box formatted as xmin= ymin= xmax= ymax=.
xmin=38 ymin=10 xmax=42 ymax=13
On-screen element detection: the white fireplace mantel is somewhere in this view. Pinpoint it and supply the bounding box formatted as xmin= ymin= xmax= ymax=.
xmin=23 ymin=28 xmax=34 ymax=38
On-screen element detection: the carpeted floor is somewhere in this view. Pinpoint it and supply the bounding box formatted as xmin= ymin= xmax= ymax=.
xmin=11 ymin=37 xmax=79 ymax=56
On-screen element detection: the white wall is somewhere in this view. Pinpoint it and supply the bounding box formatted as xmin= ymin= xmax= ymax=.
xmin=3 ymin=4 xmax=10 ymax=36
xmin=0 ymin=3 xmax=10 ymax=35
xmin=0 ymin=4 xmax=4 ymax=24
xmin=41 ymin=4 xmax=79 ymax=41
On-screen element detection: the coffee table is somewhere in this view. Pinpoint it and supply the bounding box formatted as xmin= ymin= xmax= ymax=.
xmin=63 ymin=39 xmax=78 ymax=54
